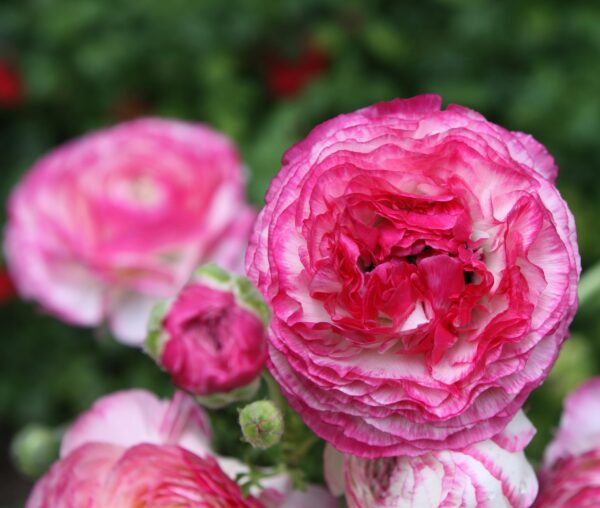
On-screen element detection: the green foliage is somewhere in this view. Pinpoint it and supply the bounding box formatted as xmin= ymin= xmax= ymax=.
xmin=1 ymin=0 xmax=600 ymax=505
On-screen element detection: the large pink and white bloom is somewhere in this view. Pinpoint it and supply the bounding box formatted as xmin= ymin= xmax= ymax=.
xmin=326 ymin=411 xmax=538 ymax=508
xmin=28 ymin=389 xmax=336 ymax=508
xmin=534 ymin=378 xmax=600 ymax=507
xmin=247 ymin=94 xmax=580 ymax=457
xmin=146 ymin=265 xmax=268 ymax=400
xmin=5 ymin=118 xmax=255 ymax=345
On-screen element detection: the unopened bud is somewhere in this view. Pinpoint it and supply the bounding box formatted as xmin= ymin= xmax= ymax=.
xmin=239 ymin=400 xmax=284 ymax=449
xmin=11 ymin=423 xmax=62 ymax=477
xmin=144 ymin=264 xmax=269 ymax=400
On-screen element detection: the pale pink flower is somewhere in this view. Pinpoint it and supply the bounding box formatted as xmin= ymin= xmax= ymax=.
xmin=27 ymin=443 xmax=263 ymax=508
xmin=327 ymin=411 xmax=538 ymax=508
xmin=541 ymin=377 xmax=600 ymax=469
xmin=29 ymin=389 xmax=336 ymax=507
xmin=535 ymin=378 xmax=600 ymax=507
xmin=60 ymin=389 xmax=212 ymax=458
xmin=5 ymin=118 xmax=255 ymax=345
xmin=247 ymin=94 xmax=580 ymax=457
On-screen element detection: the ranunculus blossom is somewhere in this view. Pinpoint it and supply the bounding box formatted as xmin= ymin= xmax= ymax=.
xmin=29 ymin=389 xmax=336 ymax=508
xmin=327 ymin=411 xmax=538 ymax=508
xmin=534 ymin=378 xmax=600 ymax=507
xmin=247 ymin=94 xmax=580 ymax=457
xmin=60 ymin=389 xmax=213 ymax=459
xmin=27 ymin=443 xmax=263 ymax=508
xmin=5 ymin=118 xmax=255 ymax=345
xmin=146 ymin=265 xmax=269 ymax=398
xmin=541 ymin=377 xmax=600 ymax=469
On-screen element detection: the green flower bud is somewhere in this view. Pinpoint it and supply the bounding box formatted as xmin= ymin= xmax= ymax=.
xmin=11 ymin=423 xmax=62 ymax=478
xmin=239 ymin=400 xmax=284 ymax=449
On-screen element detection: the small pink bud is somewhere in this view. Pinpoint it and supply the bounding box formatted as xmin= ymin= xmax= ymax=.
xmin=146 ymin=265 xmax=269 ymax=399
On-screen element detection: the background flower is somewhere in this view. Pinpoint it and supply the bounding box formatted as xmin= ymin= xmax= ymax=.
xmin=327 ymin=411 xmax=538 ymax=508
xmin=535 ymin=378 xmax=600 ymax=507
xmin=247 ymin=94 xmax=579 ymax=457
xmin=5 ymin=118 xmax=255 ymax=345
xmin=27 ymin=443 xmax=263 ymax=508
xmin=28 ymin=389 xmax=336 ymax=508
xmin=60 ymin=389 xmax=212 ymax=458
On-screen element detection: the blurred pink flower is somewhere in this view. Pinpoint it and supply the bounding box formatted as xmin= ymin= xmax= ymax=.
xmin=60 ymin=389 xmax=212 ymax=459
xmin=27 ymin=442 xmax=263 ymax=508
xmin=146 ymin=265 xmax=268 ymax=397
xmin=247 ymin=94 xmax=580 ymax=457
xmin=541 ymin=377 xmax=600 ymax=469
xmin=326 ymin=411 xmax=538 ymax=508
xmin=5 ymin=118 xmax=255 ymax=345
xmin=535 ymin=378 xmax=600 ymax=507
xmin=29 ymin=389 xmax=336 ymax=508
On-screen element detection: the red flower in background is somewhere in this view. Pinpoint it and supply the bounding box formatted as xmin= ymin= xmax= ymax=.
xmin=110 ymin=95 xmax=151 ymax=121
xmin=0 ymin=60 xmax=24 ymax=108
xmin=0 ymin=268 xmax=16 ymax=304
xmin=265 ymin=43 xmax=329 ymax=99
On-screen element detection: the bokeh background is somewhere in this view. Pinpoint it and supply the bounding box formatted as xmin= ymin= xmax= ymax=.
xmin=1 ymin=0 xmax=600 ymax=505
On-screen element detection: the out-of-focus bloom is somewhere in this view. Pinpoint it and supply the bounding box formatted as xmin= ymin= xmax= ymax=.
xmin=146 ymin=265 xmax=269 ymax=399
xmin=326 ymin=411 xmax=538 ymax=508
xmin=265 ymin=43 xmax=329 ymax=99
xmin=60 ymin=389 xmax=212 ymax=458
xmin=542 ymin=377 xmax=600 ymax=469
xmin=0 ymin=267 xmax=16 ymax=304
xmin=247 ymin=94 xmax=580 ymax=457
xmin=534 ymin=378 xmax=600 ymax=507
xmin=5 ymin=118 xmax=255 ymax=345
xmin=28 ymin=389 xmax=336 ymax=508
xmin=27 ymin=443 xmax=263 ymax=508
xmin=239 ymin=400 xmax=284 ymax=449
xmin=0 ymin=59 xmax=24 ymax=107
xmin=110 ymin=94 xmax=151 ymax=120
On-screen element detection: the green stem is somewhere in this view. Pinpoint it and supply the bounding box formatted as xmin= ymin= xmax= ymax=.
xmin=262 ymin=370 xmax=285 ymax=409
xmin=286 ymin=433 xmax=318 ymax=465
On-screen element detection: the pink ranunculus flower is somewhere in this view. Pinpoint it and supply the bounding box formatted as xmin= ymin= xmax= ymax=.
xmin=541 ymin=377 xmax=600 ymax=470
xmin=27 ymin=442 xmax=263 ymax=508
xmin=145 ymin=265 xmax=269 ymax=401
xmin=60 ymin=389 xmax=213 ymax=459
xmin=534 ymin=449 xmax=600 ymax=508
xmin=5 ymin=118 xmax=255 ymax=345
xmin=534 ymin=378 xmax=600 ymax=507
xmin=326 ymin=411 xmax=538 ymax=508
xmin=247 ymin=94 xmax=580 ymax=457
xmin=33 ymin=389 xmax=336 ymax=508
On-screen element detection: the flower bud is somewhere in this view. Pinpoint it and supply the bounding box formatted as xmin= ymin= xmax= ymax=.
xmin=11 ymin=423 xmax=62 ymax=478
xmin=239 ymin=400 xmax=284 ymax=449
xmin=145 ymin=264 xmax=269 ymax=399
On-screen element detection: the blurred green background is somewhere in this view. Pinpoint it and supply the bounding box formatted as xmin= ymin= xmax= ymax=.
xmin=1 ymin=0 xmax=600 ymax=505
